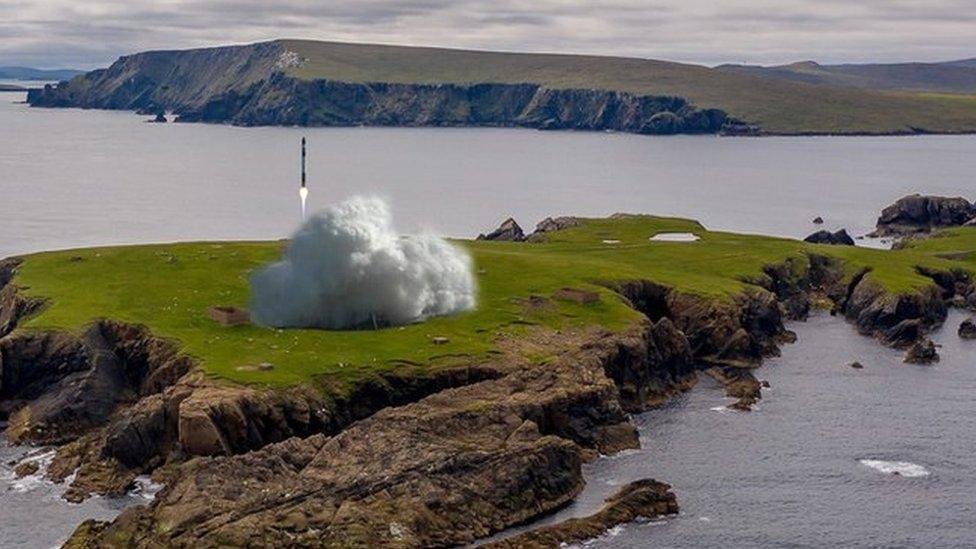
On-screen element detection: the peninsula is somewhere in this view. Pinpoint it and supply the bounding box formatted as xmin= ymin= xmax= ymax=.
xmin=2 ymin=212 xmax=975 ymax=546
xmin=26 ymin=40 xmax=976 ymax=135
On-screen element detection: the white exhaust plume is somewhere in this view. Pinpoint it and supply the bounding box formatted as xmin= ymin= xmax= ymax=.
xmin=250 ymin=196 xmax=477 ymax=329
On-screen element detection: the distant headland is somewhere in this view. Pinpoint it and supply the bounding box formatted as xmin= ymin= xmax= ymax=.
xmin=25 ymin=40 xmax=976 ymax=135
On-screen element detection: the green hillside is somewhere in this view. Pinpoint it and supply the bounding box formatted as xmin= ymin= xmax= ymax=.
xmin=12 ymin=216 xmax=976 ymax=390
xmin=282 ymin=40 xmax=976 ymax=134
xmin=718 ymin=60 xmax=976 ymax=94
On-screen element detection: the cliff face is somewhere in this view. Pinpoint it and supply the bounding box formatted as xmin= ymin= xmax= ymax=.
xmin=5 ymin=243 xmax=970 ymax=546
xmin=178 ymin=76 xmax=732 ymax=134
xmin=27 ymin=44 xmax=735 ymax=135
xmin=26 ymin=42 xmax=288 ymax=112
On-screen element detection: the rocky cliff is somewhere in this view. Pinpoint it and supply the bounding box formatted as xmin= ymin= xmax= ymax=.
xmin=26 ymin=42 xmax=737 ymax=135
xmin=4 ymin=230 xmax=972 ymax=546
xmin=873 ymin=194 xmax=976 ymax=237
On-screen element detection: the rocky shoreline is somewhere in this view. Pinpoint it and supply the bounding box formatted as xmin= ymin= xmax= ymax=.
xmin=24 ymin=42 xmax=744 ymax=137
xmin=2 ymin=219 xmax=973 ymax=547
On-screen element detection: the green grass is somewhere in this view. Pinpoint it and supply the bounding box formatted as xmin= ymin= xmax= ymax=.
xmin=12 ymin=216 xmax=976 ymax=391
xmin=279 ymin=40 xmax=976 ymax=135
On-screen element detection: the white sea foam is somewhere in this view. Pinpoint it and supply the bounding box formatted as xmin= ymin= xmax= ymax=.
xmin=8 ymin=449 xmax=56 ymax=493
xmin=128 ymin=475 xmax=165 ymax=501
xmin=858 ymin=459 xmax=930 ymax=477
xmin=564 ymin=524 xmax=629 ymax=548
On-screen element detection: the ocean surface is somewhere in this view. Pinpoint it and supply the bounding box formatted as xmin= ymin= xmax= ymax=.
xmin=2 ymin=88 xmax=976 ymax=548
xmin=0 ymin=444 xmax=160 ymax=548
xmin=3 ymin=90 xmax=976 ymax=258
xmin=493 ymin=310 xmax=976 ymax=548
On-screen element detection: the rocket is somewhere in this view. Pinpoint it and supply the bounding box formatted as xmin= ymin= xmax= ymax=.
xmin=299 ymin=137 xmax=309 ymax=220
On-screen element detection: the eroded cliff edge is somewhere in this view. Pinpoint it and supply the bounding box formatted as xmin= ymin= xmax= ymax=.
xmin=2 ymin=235 xmax=971 ymax=547
xmin=25 ymin=42 xmax=741 ymax=135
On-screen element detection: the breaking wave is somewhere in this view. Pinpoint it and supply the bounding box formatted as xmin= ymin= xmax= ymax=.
xmin=858 ymin=459 xmax=930 ymax=478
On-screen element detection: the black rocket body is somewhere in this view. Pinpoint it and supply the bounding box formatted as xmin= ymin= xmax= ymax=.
xmin=299 ymin=137 xmax=309 ymax=220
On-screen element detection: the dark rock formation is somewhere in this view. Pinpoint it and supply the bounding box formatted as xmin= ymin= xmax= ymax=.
xmin=905 ymin=338 xmax=939 ymax=364
xmin=148 ymin=112 xmax=167 ymax=123
xmin=804 ymin=229 xmax=855 ymax=246
xmin=706 ymin=367 xmax=762 ymax=411
xmin=63 ymin=325 xmax=644 ymax=547
xmin=525 ymin=216 xmax=583 ymax=242
xmin=27 ymin=43 xmax=738 ymax=136
xmin=484 ymin=479 xmax=678 ymax=548
xmin=813 ymin=216 xmax=824 ymax=224
xmin=959 ymin=319 xmax=976 ymax=339
xmin=181 ymin=78 xmax=734 ymax=135
xmin=5 ymin=231 xmax=972 ymax=545
xmin=843 ymin=274 xmax=948 ymax=347
xmin=2 ymin=262 xmax=504 ymax=501
xmin=535 ymin=216 xmax=581 ymax=234
xmin=478 ymin=218 xmax=525 ymax=241
xmin=873 ymin=194 xmax=976 ymax=237
xmin=0 ymin=258 xmax=44 ymax=339
xmin=850 ymin=361 xmax=864 ymax=369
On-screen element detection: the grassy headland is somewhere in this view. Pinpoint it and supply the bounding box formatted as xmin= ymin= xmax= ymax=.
xmin=282 ymin=40 xmax=976 ymax=134
xmin=11 ymin=216 xmax=976 ymax=390
xmin=25 ymin=39 xmax=976 ymax=135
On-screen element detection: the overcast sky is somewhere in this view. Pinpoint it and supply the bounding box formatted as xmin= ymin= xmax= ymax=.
xmin=3 ymin=0 xmax=975 ymax=69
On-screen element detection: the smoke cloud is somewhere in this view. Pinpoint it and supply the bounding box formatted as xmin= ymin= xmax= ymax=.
xmin=250 ymin=196 xmax=476 ymax=330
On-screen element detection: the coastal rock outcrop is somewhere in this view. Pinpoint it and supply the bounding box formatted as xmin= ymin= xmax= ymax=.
xmin=534 ymin=216 xmax=581 ymax=234
xmin=804 ymin=229 xmax=855 ymax=246
xmin=905 ymin=338 xmax=939 ymax=364
xmin=478 ymin=218 xmax=526 ymax=241
xmin=483 ymin=479 xmax=678 ymax=548
xmin=6 ymin=217 xmax=973 ymax=545
xmin=705 ymin=367 xmax=763 ymax=411
xmin=843 ymin=274 xmax=948 ymax=347
xmin=527 ymin=216 xmax=582 ymax=242
xmin=873 ymin=194 xmax=976 ymax=237
xmin=959 ymin=319 xmax=976 ymax=339
xmin=63 ymin=325 xmax=646 ymax=547
xmin=27 ymin=42 xmax=737 ymax=136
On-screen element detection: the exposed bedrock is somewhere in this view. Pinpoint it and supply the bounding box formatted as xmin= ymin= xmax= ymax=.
xmin=872 ymin=194 xmax=976 ymax=237
xmin=64 ymin=325 xmax=649 ymax=547
xmin=483 ymin=478 xmax=678 ymax=549
xmin=959 ymin=318 xmax=976 ymax=339
xmin=905 ymin=338 xmax=940 ymax=364
xmin=27 ymin=44 xmax=739 ymax=136
xmin=843 ymin=271 xmax=954 ymax=347
xmin=1 ymin=260 xmax=507 ymax=500
xmin=606 ymin=278 xmax=792 ymax=371
xmin=477 ymin=218 xmax=526 ymax=242
xmin=176 ymin=77 xmax=734 ymax=135
xmin=804 ymin=228 xmax=855 ymax=246
xmin=4 ymin=236 xmax=974 ymax=544
xmin=0 ymin=258 xmax=44 ymax=338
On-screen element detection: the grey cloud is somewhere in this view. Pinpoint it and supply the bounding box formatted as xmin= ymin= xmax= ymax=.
xmin=1 ymin=0 xmax=974 ymax=69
